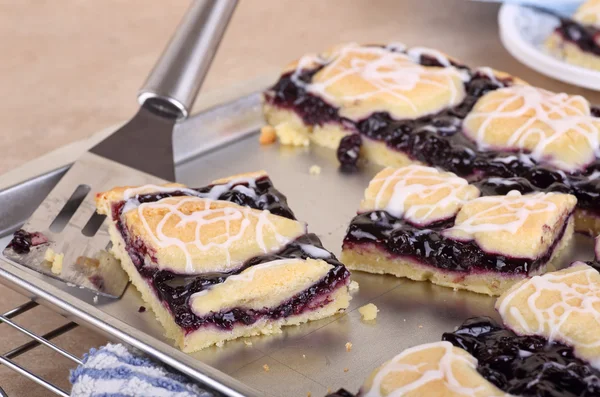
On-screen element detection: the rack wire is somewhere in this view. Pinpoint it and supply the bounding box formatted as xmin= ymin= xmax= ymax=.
xmin=0 ymin=300 xmax=80 ymax=396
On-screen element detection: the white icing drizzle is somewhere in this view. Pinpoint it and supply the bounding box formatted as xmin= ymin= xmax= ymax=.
xmin=299 ymin=243 xmax=331 ymax=259
xmin=443 ymin=191 xmax=558 ymax=238
xmin=362 ymin=341 xmax=504 ymax=397
xmin=464 ymin=85 xmax=600 ymax=172
xmin=135 ymin=197 xmax=294 ymax=274
xmin=290 ymin=43 xmax=466 ymax=115
xmin=497 ymin=264 xmax=600 ymax=369
xmin=370 ymin=165 xmax=475 ymax=225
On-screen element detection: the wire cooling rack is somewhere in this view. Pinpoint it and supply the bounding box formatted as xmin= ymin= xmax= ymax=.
xmin=0 ymin=300 xmax=80 ymax=396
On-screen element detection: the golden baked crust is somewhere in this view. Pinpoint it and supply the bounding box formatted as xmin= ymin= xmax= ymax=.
xmin=443 ymin=191 xmax=577 ymax=259
xmin=341 ymin=244 xmax=547 ymax=296
xmin=287 ymin=43 xmax=467 ymax=121
xmin=574 ymin=0 xmax=600 ymax=26
xmin=96 ymin=177 xmax=307 ymax=274
xmin=360 ymin=165 xmax=480 ymax=225
xmin=124 ymin=197 xmax=306 ymax=274
xmin=190 ymin=258 xmax=332 ymax=316
xmin=360 ymin=341 xmax=507 ymax=396
xmin=545 ymin=32 xmax=600 ymax=72
xmin=463 ymin=85 xmax=600 ymax=172
xmin=496 ymin=263 xmax=600 ymax=368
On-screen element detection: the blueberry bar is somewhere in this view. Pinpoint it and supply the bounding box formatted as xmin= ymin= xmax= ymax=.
xmin=546 ymin=0 xmax=600 ymax=71
xmin=341 ymin=165 xmax=576 ymax=295
xmin=329 ymin=263 xmax=600 ymax=397
xmin=263 ymin=42 xmax=600 ymax=235
xmin=95 ymin=171 xmax=351 ymax=352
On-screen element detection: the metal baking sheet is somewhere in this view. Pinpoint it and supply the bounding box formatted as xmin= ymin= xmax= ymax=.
xmin=0 ymin=93 xmax=595 ymax=397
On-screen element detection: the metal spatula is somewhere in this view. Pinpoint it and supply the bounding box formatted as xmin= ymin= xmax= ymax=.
xmin=3 ymin=0 xmax=237 ymax=298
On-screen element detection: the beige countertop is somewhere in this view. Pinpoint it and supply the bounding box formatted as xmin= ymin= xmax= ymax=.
xmin=1 ymin=1 xmax=599 ymax=396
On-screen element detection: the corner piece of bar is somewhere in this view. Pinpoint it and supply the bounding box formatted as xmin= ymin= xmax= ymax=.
xmin=341 ymin=164 xmax=576 ymax=296
xmin=95 ymin=170 xmax=351 ymax=352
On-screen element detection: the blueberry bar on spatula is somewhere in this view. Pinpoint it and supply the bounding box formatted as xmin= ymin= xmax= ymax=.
xmin=95 ymin=171 xmax=351 ymax=352
xmin=341 ymin=165 xmax=576 ymax=295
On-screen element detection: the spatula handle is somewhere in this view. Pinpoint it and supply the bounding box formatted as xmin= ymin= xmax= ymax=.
xmin=138 ymin=0 xmax=237 ymax=119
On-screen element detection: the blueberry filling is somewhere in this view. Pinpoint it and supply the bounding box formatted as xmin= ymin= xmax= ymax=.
xmin=113 ymin=177 xmax=350 ymax=333
xmin=8 ymin=229 xmax=48 ymax=254
xmin=265 ymin=47 xmax=600 ymax=215
xmin=134 ymin=175 xmax=295 ymax=220
xmin=325 ymin=389 xmax=356 ymax=397
xmin=555 ymin=17 xmax=600 ymax=56
xmin=343 ymin=210 xmax=571 ymax=274
xmin=135 ymin=234 xmax=349 ymax=332
xmin=443 ymin=317 xmax=600 ymax=397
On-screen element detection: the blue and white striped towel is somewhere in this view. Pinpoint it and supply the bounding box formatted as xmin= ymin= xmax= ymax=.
xmin=70 ymin=344 xmax=212 ymax=397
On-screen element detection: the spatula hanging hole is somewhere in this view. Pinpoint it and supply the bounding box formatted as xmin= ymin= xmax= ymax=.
xmin=105 ymin=241 xmax=113 ymax=250
xmin=81 ymin=213 xmax=106 ymax=237
xmin=49 ymin=184 xmax=91 ymax=233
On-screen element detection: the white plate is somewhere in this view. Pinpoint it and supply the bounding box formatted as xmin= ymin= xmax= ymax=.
xmin=499 ymin=4 xmax=600 ymax=89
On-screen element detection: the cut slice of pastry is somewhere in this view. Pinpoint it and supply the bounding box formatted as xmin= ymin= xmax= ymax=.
xmin=326 ymin=341 xmax=508 ymax=397
xmin=546 ymin=0 xmax=600 ymax=71
xmin=442 ymin=263 xmax=600 ymax=397
xmin=496 ymin=262 xmax=600 ymax=368
xmin=96 ymin=171 xmax=351 ymax=352
xmin=263 ymin=42 xmax=520 ymax=170
xmin=341 ymin=165 xmax=576 ymax=296
xmin=264 ymin=43 xmax=600 ymax=236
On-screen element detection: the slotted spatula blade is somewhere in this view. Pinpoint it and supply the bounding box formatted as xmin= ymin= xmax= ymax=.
xmin=2 ymin=0 xmax=237 ymax=298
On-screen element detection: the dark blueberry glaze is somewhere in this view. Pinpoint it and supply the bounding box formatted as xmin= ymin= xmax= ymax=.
xmin=343 ymin=210 xmax=570 ymax=274
xmin=8 ymin=229 xmax=33 ymax=254
xmin=139 ymin=234 xmax=349 ymax=332
xmin=8 ymin=229 xmax=48 ymax=254
xmin=337 ymin=134 xmax=363 ymax=169
xmin=443 ymin=317 xmax=600 ymax=397
xmin=555 ymin=18 xmax=600 ymax=56
xmin=114 ymin=177 xmax=350 ymax=333
xmin=135 ymin=175 xmax=295 ymax=220
xmin=264 ymin=47 xmax=600 ymax=214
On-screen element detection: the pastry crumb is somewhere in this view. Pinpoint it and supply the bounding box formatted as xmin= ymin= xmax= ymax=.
xmin=93 ymin=295 xmax=98 ymax=304
xmin=358 ymin=303 xmax=379 ymax=321
xmin=345 ymin=342 xmax=353 ymax=352
xmin=344 ymin=368 xmax=349 ymax=372
xmin=309 ymin=165 xmax=321 ymax=175
xmin=327 ymin=388 xmax=332 ymax=394
xmin=418 ymin=325 xmax=423 ymax=329
xmin=307 ymin=393 xmax=311 ymax=397
xmin=302 ymin=354 xmax=306 ymax=358
xmin=263 ymin=364 xmax=270 ymax=372
xmin=244 ymin=340 xmax=253 ymax=346
xmin=44 ymin=248 xmax=64 ymax=275
xmin=259 ymin=125 xmax=277 ymax=145
xmin=348 ymin=280 xmax=359 ymax=292
xmin=216 ymin=341 xmax=224 ymax=348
